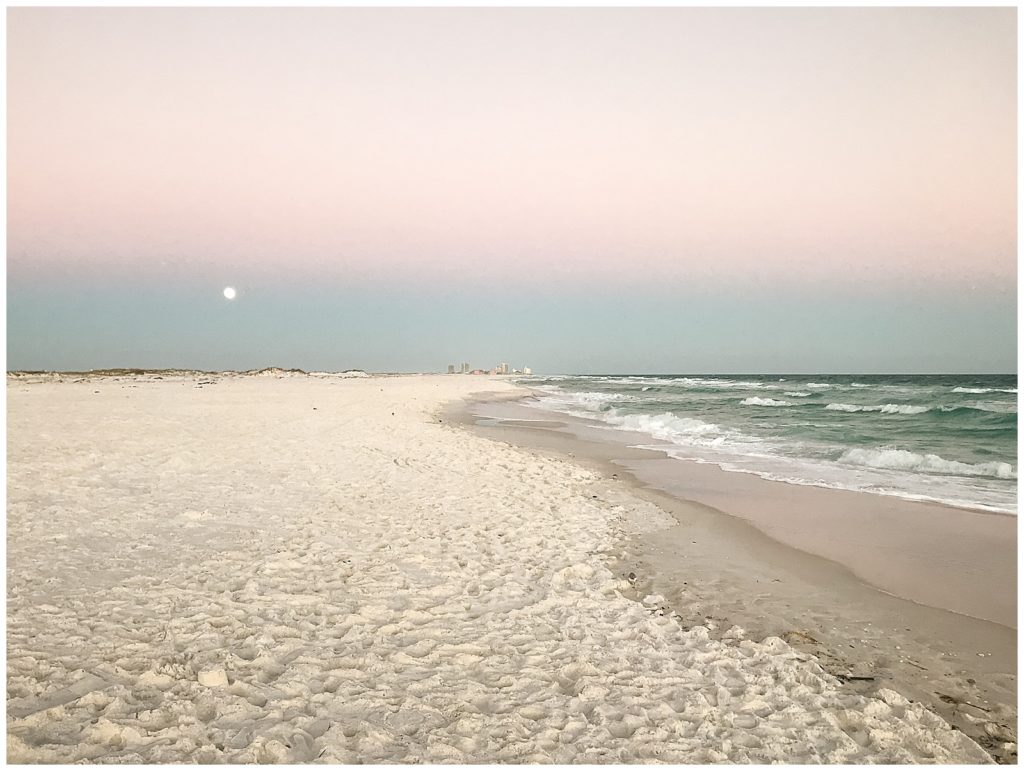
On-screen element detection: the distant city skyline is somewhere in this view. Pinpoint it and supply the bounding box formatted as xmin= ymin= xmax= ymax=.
xmin=7 ymin=8 xmax=1016 ymax=373
xmin=445 ymin=362 xmax=531 ymax=375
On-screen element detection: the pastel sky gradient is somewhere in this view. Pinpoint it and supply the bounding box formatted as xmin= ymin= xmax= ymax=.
xmin=8 ymin=8 xmax=1017 ymax=372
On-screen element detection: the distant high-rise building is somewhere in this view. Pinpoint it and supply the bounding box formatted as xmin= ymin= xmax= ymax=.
xmin=447 ymin=364 xmax=455 ymax=374
xmin=523 ymin=367 xmax=532 ymax=375
xmin=460 ymin=362 xmax=470 ymax=374
xmin=500 ymin=362 xmax=510 ymax=375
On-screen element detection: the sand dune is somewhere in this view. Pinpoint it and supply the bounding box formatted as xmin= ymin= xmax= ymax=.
xmin=6 ymin=373 xmax=991 ymax=763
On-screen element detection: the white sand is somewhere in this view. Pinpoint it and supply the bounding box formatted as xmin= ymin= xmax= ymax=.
xmin=6 ymin=373 xmax=992 ymax=763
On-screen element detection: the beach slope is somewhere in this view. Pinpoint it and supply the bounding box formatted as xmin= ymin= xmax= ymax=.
xmin=6 ymin=373 xmax=991 ymax=763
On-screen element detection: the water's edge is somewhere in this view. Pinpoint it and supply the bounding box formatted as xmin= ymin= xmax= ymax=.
xmin=446 ymin=391 xmax=1017 ymax=763
xmin=525 ymin=374 xmax=1017 ymax=515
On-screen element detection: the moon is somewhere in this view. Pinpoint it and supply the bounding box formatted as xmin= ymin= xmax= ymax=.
xmin=223 ymin=286 xmax=237 ymax=300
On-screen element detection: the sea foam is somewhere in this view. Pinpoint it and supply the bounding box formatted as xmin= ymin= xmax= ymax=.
xmin=537 ymin=390 xmax=627 ymax=412
xmin=740 ymin=397 xmax=790 ymax=407
xmin=825 ymin=403 xmax=931 ymax=415
xmin=526 ymin=376 xmax=1017 ymax=513
xmin=839 ymin=448 xmax=1015 ymax=479
xmin=605 ymin=411 xmax=727 ymax=447
xmin=671 ymin=378 xmax=769 ymax=390
xmin=952 ymin=387 xmax=1018 ymax=394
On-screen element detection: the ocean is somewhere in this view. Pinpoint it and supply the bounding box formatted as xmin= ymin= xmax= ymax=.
xmin=521 ymin=374 xmax=1018 ymax=514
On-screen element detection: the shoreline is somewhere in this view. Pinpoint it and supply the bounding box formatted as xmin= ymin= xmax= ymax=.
xmin=6 ymin=374 xmax=1008 ymax=763
xmin=449 ymin=390 xmax=1017 ymax=762
xmin=463 ymin=391 xmax=1017 ymax=627
xmin=525 ymin=377 xmax=1017 ymax=518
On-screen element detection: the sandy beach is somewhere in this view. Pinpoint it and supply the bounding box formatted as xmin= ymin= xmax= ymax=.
xmin=458 ymin=392 xmax=1017 ymax=762
xmin=6 ymin=372 xmax=1003 ymax=763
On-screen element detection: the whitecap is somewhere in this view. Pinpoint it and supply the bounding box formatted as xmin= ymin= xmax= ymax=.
xmin=740 ymin=397 xmax=790 ymax=407
xmin=839 ymin=447 xmax=1015 ymax=479
xmin=952 ymin=386 xmax=1018 ymax=394
xmin=825 ymin=403 xmax=930 ymax=415
xmin=536 ymin=391 xmax=630 ymax=412
xmin=670 ymin=378 xmax=769 ymax=390
xmin=607 ymin=411 xmax=721 ymax=440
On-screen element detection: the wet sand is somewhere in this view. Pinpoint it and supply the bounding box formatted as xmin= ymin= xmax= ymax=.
xmin=449 ymin=393 xmax=1018 ymax=763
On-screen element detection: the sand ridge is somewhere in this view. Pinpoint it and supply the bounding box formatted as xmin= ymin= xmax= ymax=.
xmin=6 ymin=373 xmax=992 ymax=762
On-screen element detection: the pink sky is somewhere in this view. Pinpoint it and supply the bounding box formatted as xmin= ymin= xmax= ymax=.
xmin=8 ymin=7 xmax=1017 ymax=289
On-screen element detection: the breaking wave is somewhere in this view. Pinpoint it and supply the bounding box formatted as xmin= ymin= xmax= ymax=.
xmin=536 ymin=390 xmax=628 ymax=412
xmin=740 ymin=397 xmax=790 ymax=407
xmin=825 ymin=403 xmax=931 ymax=415
xmin=669 ymin=378 xmax=770 ymax=390
xmin=953 ymin=387 xmax=1018 ymax=394
xmin=839 ymin=447 xmax=1016 ymax=479
xmin=524 ymin=375 xmax=1017 ymax=513
xmin=604 ymin=411 xmax=729 ymax=448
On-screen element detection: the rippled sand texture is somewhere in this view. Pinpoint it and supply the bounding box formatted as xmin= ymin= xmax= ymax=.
xmin=6 ymin=373 xmax=992 ymax=763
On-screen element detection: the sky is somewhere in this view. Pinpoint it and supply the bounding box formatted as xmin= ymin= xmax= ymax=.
xmin=7 ymin=7 xmax=1017 ymax=373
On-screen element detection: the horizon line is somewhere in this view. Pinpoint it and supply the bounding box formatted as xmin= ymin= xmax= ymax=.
xmin=6 ymin=368 xmax=1018 ymax=377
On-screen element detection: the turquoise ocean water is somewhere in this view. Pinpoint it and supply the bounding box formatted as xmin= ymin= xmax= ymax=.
xmin=523 ymin=374 xmax=1017 ymax=514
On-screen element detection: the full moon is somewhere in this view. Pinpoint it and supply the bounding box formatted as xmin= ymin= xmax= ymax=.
xmin=223 ymin=286 xmax=237 ymax=300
